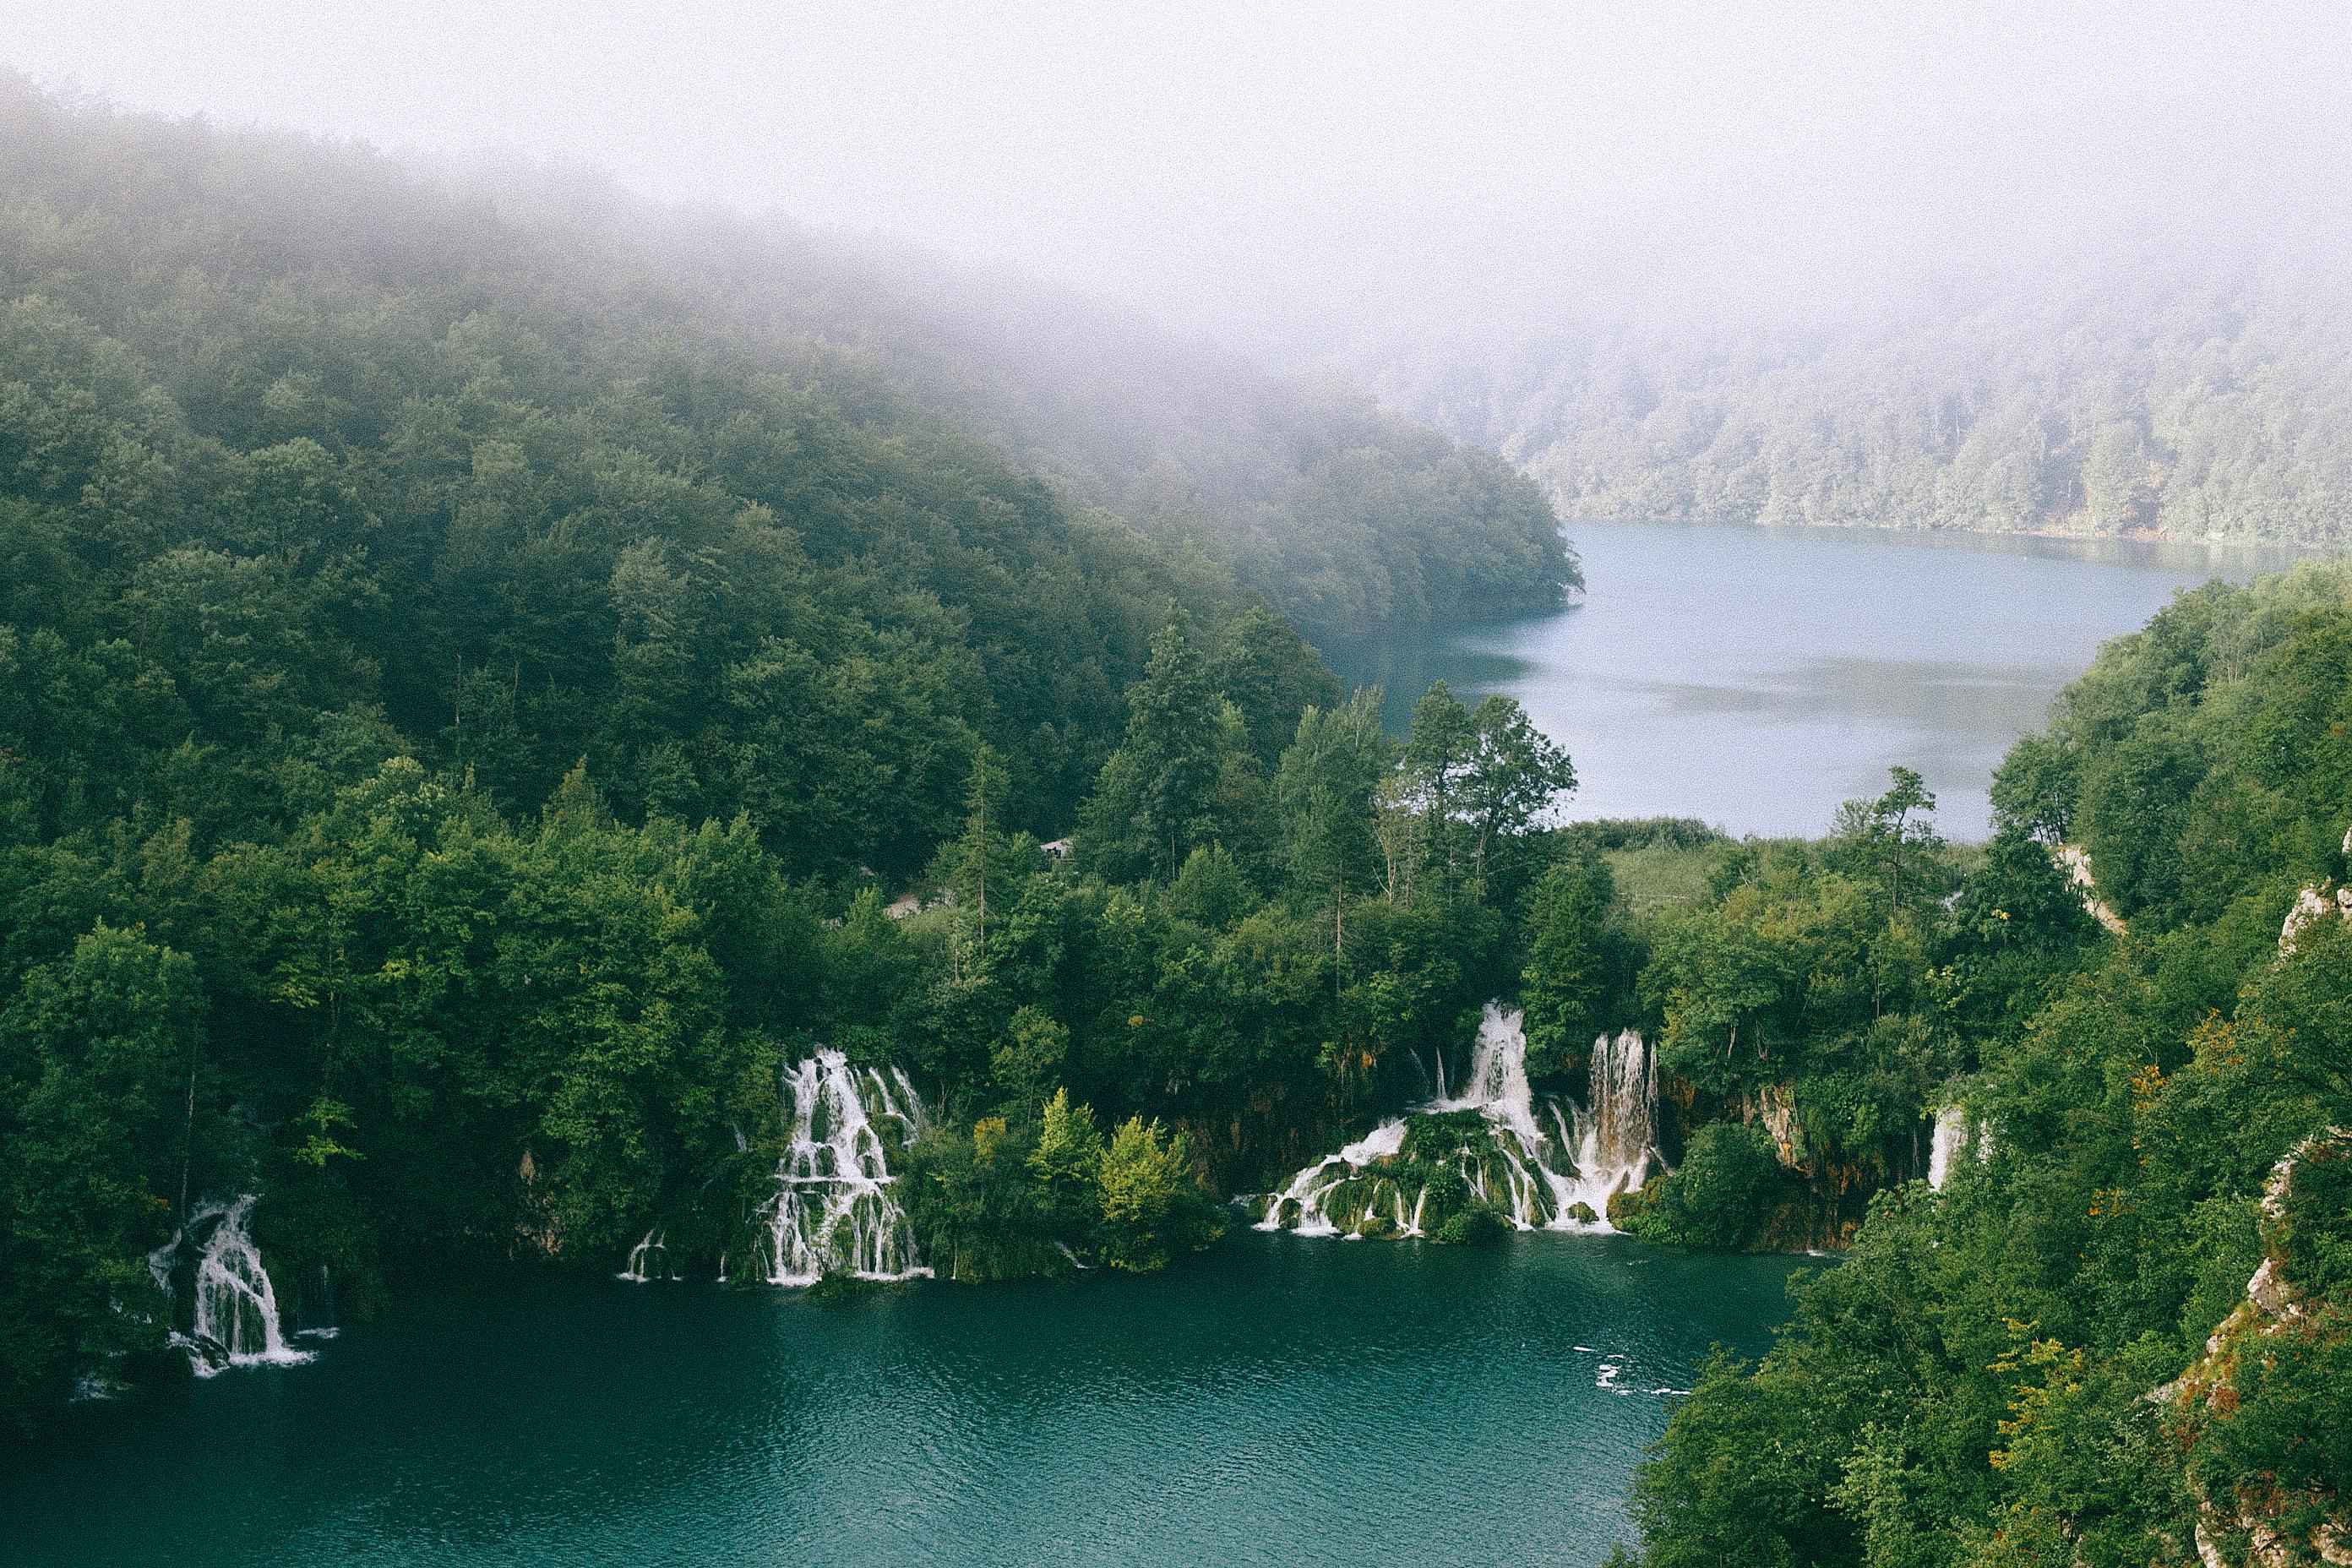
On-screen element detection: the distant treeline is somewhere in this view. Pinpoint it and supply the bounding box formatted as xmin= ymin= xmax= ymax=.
xmin=471 ymin=158 xmax=1580 ymax=639
xmin=1364 ymin=269 xmax=2352 ymax=547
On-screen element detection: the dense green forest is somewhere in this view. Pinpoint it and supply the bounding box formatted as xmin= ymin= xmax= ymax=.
xmin=1363 ymin=269 xmax=2352 ymax=547
xmin=3 ymin=77 xmax=2347 ymax=1564
xmin=1617 ymin=564 xmax=2352 ymax=1567
xmin=0 ymin=76 xmax=1563 ymax=1423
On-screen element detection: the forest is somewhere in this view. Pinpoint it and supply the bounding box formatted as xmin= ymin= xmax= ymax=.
xmin=632 ymin=207 xmax=1583 ymax=639
xmin=1364 ymin=263 xmax=2352 ymax=549
xmin=1618 ymin=564 xmax=2352 ymax=1567
xmin=0 ymin=74 xmax=1562 ymax=1420
xmin=3 ymin=74 xmax=2349 ymax=1568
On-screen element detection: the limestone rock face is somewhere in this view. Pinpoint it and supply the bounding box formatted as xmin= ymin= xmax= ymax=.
xmin=2278 ymin=882 xmax=2352 ymax=958
xmin=2163 ymin=1131 xmax=2352 ymax=1567
xmin=1757 ymin=1083 xmax=1802 ymax=1169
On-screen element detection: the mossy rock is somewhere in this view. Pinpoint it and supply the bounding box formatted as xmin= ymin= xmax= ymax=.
xmin=1568 ymin=1201 xmax=1600 ymax=1225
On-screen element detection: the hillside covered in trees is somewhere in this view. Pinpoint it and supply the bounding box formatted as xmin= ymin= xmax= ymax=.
xmin=0 ymin=75 xmax=1576 ymax=1423
xmin=1618 ymin=564 xmax=2352 ymax=1568
xmin=1363 ymin=264 xmax=2352 ymax=548
xmin=4 ymin=76 xmax=2347 ymax=1564
xmin=634 ymin=214 xmax=1581 ymax=638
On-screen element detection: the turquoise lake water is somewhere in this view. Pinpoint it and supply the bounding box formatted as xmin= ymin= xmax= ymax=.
xmin=7 ymin=1232 xmax=1809 ymax=1567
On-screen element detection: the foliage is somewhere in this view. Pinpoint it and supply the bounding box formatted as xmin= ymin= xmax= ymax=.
xmin=1520 ymin=848 xmax=1628 ymax=1075
xmin=1367 ymin=266 xmax=2352 ymax=550
xmin=1615 ymin=1123 xmax=1789 ymax=1250
xmin=1618 ymin=564 xmax=2352 ymax=1568
xmin=1095 ymin=1115 xmax=1222 ymax=1270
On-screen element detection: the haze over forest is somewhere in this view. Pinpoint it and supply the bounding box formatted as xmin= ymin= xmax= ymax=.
xmin=8 ymin=12 xmax=2352 ymax=1568
xmin=17 ymin=3 xmax=2348 ymax=347
xmin=22 ymin=3 xmax=2352 ymax=547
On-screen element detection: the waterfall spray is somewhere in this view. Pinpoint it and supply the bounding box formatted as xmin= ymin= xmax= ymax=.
xmin=750 ymin=1050 xmax=931 ymax=1285
xmin=1256 ymin=1003 xmax=1667 ymax=1239
xmin=1254 ymin=1120 xmax=1407 ymax=1235
xmin=619 ymin=1226 xmax=677 ymax=1282
xmin=150 ymin=1195 xmax=309 ymax=1374
xmin=1927 ymin=1107 xmax=1965 ymax=1190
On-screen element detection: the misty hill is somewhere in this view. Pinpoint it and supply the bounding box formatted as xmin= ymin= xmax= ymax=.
xmin=514 ymin=192 xmax=1577 ymax=640
xmin=0 ymin=76 xmax=1351 ymax=876
xmin=1359 ymin=263 xmax=2352 ymax=547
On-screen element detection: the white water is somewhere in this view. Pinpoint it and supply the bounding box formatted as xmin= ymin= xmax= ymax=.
xmin=750 ymin=1049 xmax=931 ymax=1285
xmin=1554 ymin=1026 xmax=1663 ymax=1225
xmin=1926 ymin=1106 xmax=1994 ymax=1190
xmin=1927 ymin=1108 xmax=1966 ymax=1190
xmin=1254 ymin=1119 xmax=1408 ymax=1236
xmin=618 ymin=1227 xmax=676 ymax=1282
xmin=1259 ymin=1003 xmax=1665 ymax=1238
xmin=151 ymin=1195 xmax=310 ymax=1375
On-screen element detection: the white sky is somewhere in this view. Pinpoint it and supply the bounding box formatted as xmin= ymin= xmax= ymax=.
xmin=15 ymin=2 xmax=2352 ymax=349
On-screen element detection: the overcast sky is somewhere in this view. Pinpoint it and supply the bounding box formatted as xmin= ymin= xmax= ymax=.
xmin=16 ymin=3 xmax=2352 ymax=351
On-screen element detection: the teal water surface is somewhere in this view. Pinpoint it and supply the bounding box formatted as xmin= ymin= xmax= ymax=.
xmin=8 ymin=1232 xmax=1808 ymax=1567
xmin=1329 ymin=520 xmax=2307 ymax=837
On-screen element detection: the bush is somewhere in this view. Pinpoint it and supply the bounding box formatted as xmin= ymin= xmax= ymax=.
xmin=1617 ymin=1123 xmax=1788 ymax=1250
xmin=1430 ymin=1207 xmax=1506 ymax=1245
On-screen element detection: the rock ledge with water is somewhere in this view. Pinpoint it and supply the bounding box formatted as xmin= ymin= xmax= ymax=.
xmin=1251 ymin=1003 xmax=1664 ymax=1240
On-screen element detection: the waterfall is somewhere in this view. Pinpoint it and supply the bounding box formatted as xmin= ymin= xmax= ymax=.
xmin=1558 ymin=1029 xmax=1663 ymax=1220
xmin=749 ymin=1049 xmax=930 ymax=1285
xmin=1254 ymin=1119 xmax=1407 ymax=1235
xmin=1927 ymin=1106 xmax=1995 ymax=1190
xmin=301 ymin=1261 xmax=339 ymax=1337
xmin=151 ymin=1195 xmax=310 ymax=1375
xmin=1255 ymin=1002 xmax=1667 ymax=1239
xmin=618 ymin=1226 xmax=676 ymax=1282
xmin=1927 ymin=1107 xmax=1965 ymax=1190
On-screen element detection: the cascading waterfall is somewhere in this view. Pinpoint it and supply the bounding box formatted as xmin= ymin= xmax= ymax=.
xmin=1557 ymin=1027 xmax=1662 ymax=1220
xmin=618 ymin=1226 xmax=677 ymax=1282
xmin=1927 ymin=1107 xmax=1966 ymax=1190
xmin=1254 ymin=1119 xmax=1408 ymax=1236
xmin=1926 ymin=1106 xmax=1993 ymax=1189
xmin=749 ymin=1049 xmax=930 ymax=1285
xmin=151 ymin=1195 xmax=309 ymax=1375
xmin=1255 ymin=1002 xmax=1667 ymax=1239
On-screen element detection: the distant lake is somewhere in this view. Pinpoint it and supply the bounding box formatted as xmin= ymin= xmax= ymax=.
xmin=1328 ymin=521 xmax=2310 ymax=839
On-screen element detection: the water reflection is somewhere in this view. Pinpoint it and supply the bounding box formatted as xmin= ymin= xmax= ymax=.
xmin=1330 ymin=520 xmax=2309 ymax=837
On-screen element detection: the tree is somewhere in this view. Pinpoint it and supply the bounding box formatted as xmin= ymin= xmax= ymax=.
xmin=1080 ymin=603 xmax=1230 ymax=882
xmin=1459 ymin=694 xmax=1576 ymax=902
xmin=1096 ymin=1115 xmax=1221 ymax=1271
xmin=1522 ymin=850 xmax=1621 ymax=1072
xmin=940 ymin=740 xmax=1011 ymax=961
xmin=1026 ymin=1086 xmax=1106 ymax=1241
xmin=1212 ymin=602 xmax=1341 ymax=770
xmin=1402 ymin=680 xmax=1476 ymax=898
xmin=1832 ymin=766 xmax=1946 ymax=924
xmin=1273 ymin=689 xmax=1393 ymax=978
xmin=1617 ymin=1122 xmax=1787 ymax=1250
xmin=0 ymin=923 xmax=207 ymax=1424
xmin=991 ymin=1004 xmax=1070 ymax=1110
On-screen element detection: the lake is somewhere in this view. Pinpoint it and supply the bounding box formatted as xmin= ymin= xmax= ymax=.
xmin=1329 ymin=520 xmax=2306 ymax=837
xmin=5 ymin=1233 xmax=1806 ymax=1567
